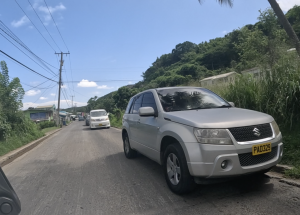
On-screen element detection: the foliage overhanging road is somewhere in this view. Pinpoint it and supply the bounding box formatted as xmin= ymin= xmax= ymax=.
xmin=3 ymin=122 xmax=300 ymax=215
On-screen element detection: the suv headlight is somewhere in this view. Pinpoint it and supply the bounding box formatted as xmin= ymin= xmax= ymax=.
xmin=271 ymin=121 xmax=280 ymax=136
xmin=193 ymin=129 xmax=233 ymax=145
xmin=91 ymin=119 xmax=96 ymax=121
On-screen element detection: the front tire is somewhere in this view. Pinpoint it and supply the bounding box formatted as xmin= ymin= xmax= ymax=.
xmin=123 ymin=134 xmax=137 ymax=159
xmin=163 ymin=144 xmax=196 ymax=194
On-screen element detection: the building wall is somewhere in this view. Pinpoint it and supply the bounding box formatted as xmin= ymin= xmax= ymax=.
xmin=200 ymin=73 xmax=238 ymax=87
xmin=23 ymin=110 xmax=53 ymax=121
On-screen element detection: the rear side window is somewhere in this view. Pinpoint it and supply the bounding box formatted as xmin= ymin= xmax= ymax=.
xmin=125 ymin=97 xmax=134 ymax=114
xmin=142 ymin=92 xmax=157 ymax=113
xmin=131 ymin=94 xmax=144 ymax=114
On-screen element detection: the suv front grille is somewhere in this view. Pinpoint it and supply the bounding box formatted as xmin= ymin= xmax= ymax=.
xmin=228 ymin=123 xmax=273 ymax=142
xmin=238 ymin=146 xmax=278 ymax=167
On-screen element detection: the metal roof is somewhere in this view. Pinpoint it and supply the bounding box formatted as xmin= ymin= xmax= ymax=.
xmin=200 ymin=72 xmax=238 ymax=82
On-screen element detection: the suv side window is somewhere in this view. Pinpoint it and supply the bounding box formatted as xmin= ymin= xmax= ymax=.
xmin=131 ymin=94 xmax=144 ymax=114
xmin=125 ymin=97 xmax=134 ymax=114
xmin=142 ymin=92 xmax=157 ymax=113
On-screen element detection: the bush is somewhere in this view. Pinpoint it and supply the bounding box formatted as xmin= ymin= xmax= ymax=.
xmin=211 ymin=53 xmax=300 ymax=129
xmin=38 ymin=120 xmax=56 ymax=130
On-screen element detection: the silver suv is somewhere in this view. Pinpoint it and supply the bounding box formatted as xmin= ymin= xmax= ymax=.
xmin=122 ymin=87 xmax=283 ymax=194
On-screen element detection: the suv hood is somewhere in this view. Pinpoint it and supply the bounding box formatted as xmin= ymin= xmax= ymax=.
xmin=163 ymin=108 xmax=274 ymax=128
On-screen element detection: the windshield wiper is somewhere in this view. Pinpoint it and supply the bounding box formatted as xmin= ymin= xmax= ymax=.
xmin=215 ymin=105 xmax=232 ymax=108
xmin=188 ymin=107 xmax=214 ymax=110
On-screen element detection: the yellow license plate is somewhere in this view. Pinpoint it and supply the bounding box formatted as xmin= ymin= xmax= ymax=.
xmin=252 ymin=142 xmax=271 ymax=156
xmin=99 ymin=124 xmax=103 ymax=126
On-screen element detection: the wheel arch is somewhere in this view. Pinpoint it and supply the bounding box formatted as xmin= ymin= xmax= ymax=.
xmin=159 ymin=133 xmax=190 ymax=165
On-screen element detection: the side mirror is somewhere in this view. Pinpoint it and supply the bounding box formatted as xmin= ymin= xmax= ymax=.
xmin=228 ymin=102 xmax=235 ymax=107
xmin=0 ymin=167 xmax=21 ymax=215
xmin=139 ymin=107 xmax=155 ymax=117
xmin=107 ymin=113 xmax=110 ymax=116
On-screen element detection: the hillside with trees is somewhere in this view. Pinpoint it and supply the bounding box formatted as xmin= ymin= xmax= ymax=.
xmin=87 ymin=6 xmax=300 ymax=115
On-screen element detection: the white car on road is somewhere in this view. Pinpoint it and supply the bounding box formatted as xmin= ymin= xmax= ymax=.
xmin=90 ymin=109 xmax=110 ymax=129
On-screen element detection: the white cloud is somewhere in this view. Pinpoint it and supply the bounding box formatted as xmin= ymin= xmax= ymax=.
xmin=97 ymin=85 xmax=113 ymax=89
xmin=38 ymin=3 xmax=66 ymax=24
xmin=50 ymin=93 xmax=56 ymax=96
xmin=278 ymin=0 xmax=300 ymax=12
xmin=77 ymin=79 xmax=98 ymax=87
xmin=40 ymin=97 xmax=48 ymax=100
xmin=128 ymin=81 xmax=133 ymax=84
xmin=61 ymin=85 xmax=67 ymax=88
xmin=11 ymin=16 xmax=29 ymax=28
xmin=222 ymin=30 xmax=227 ymax=35
xmin=25 ymin=90 xmax=41 ymax=96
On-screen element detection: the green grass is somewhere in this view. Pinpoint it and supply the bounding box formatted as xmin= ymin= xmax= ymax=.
xmin=284 ymin=167 xmax=300 ymax=179
xmin=41 ymin=126 xmax=59 ymax=134
xmin=0 ymin=131 xmax=44 ymax=156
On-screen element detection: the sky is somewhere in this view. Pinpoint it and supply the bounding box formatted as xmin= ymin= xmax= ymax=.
xmin=0 ymin=0 xmax=299 ymax=110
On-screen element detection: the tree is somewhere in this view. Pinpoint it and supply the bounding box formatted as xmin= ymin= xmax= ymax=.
xmin=0 ymin=61 xmax=24 ymax=122
xmin=197 ymin=0 xmax=300 ymax=56
xmin=267 ymin=0 xmax=300 ymax=56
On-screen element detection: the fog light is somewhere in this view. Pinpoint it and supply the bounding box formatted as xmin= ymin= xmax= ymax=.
xmin=221 ymin=160 xmax=228 ymax=169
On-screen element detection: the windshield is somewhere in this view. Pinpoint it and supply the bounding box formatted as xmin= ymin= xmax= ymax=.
xmin=157 ymin=88 xmax=230 ymax=112
xmin=90 ymin=111 xmax=107 ymax=117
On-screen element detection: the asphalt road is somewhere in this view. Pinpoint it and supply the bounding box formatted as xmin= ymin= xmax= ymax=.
xmin=3 ymin=122 xmax=300 ymax=215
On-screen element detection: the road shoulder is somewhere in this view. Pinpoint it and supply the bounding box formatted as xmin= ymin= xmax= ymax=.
xmin=0 ymin=128 xmax=61 ymax=167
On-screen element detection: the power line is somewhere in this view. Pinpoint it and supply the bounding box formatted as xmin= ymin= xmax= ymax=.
xmin=24 ymin=74 xmax=58 ymax=92
xmin=0 ymin=30 xmax=56 ymax=76
xmin=0 ymin=21 xmax=58 ymax=70
xmin=28 ymin=0 xmax=62 ymax=52
xmin=44 ymin=0 xmax=69 ymax=51
xmin=31 ymin=82 xmax=57 ymax=104
xmin=64 ymin=80 xmax=139 ymax=83
xmin=61 ymin=87 xmax=71 ymax=107
xmin=0 ymin=49 xmax=57 ymax=82
xmin=68 ymin=55 xmax=75 ymax=96
xmin=14 ymin=0 xmax=57 ymax=52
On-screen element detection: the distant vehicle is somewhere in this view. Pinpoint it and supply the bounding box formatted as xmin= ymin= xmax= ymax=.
xmin=85 ymin=115 xmax=90 ymax=126
xmin=122 ymin=87 xmax=283 ymax=194
xmin=90 ymin=109 xmax=110 ymax=129
xmin=78 ymin=116 xmax=84 ymax=121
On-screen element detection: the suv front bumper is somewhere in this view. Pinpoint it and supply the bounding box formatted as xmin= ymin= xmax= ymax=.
xmin=187 ymin=141 xmax=283 ymax=178
xmin=90 ymin=120 xmax=110 ymax=128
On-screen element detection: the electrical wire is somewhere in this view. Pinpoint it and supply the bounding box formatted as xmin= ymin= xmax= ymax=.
xmin=67 ymin=55 xmax=75 ymax=96
xmin=0 ymin=30 xmax=56 ymax=76
xmin=0 ymin=49 xmax=57 ymax=82
xmin=44 ymin=0 xmax=69 ymax=51
xmin=31 ymin=82 xmax=57 ymax=104
xmin=14 ymin=0 xmax=58 ymax=52
xmin=0 ymin=21 xmax=58 ymax=70
xmin=61 ymin=87 xmax=71 ymax=107
xmin=64 ymin=80 xmax=139 ymax=83
xmin=27 ymin=0 xmax=62 ymax=52
xmin=24 ymin=74 xmax=58 ymax=92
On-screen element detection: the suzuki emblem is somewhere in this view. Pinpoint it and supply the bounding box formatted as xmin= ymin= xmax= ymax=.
xmin=253 ymin=128 xmax=261 ymax=137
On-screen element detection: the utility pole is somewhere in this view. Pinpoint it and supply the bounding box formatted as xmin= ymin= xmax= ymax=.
xmin=55 ymin=52 xmax=70 ymax=127
xmin=70 ymin=95 xmax=75 ymax=113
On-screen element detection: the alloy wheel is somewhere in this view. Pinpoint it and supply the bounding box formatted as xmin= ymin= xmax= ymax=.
xmin=166 ymin=153 xmax=181 ymax=185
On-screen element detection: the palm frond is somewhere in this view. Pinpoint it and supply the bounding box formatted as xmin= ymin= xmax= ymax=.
xmin=198 ymin=0 xmax=233 ymax=7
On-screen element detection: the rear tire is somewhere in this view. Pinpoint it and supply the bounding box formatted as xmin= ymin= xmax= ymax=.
xmin=123 ymin=134 xmax=137 ymax=159
xmin=163 ymin=144 xmax=196 ymax=194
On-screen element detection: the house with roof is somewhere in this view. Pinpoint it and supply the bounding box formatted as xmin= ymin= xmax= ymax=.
xmin=199 ymin=71 xmax=238 ymax=87
xmin=23 ymin=105 xmax=56 ymax=122
xmin=241 ymin=67 xmax=261 ymax=79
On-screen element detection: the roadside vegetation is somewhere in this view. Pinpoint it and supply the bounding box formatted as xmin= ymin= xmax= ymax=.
xmin=0 ymin=61 xmax=59 ymax=156
xmin=85 ymin=7 xmax=300 ymax=177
